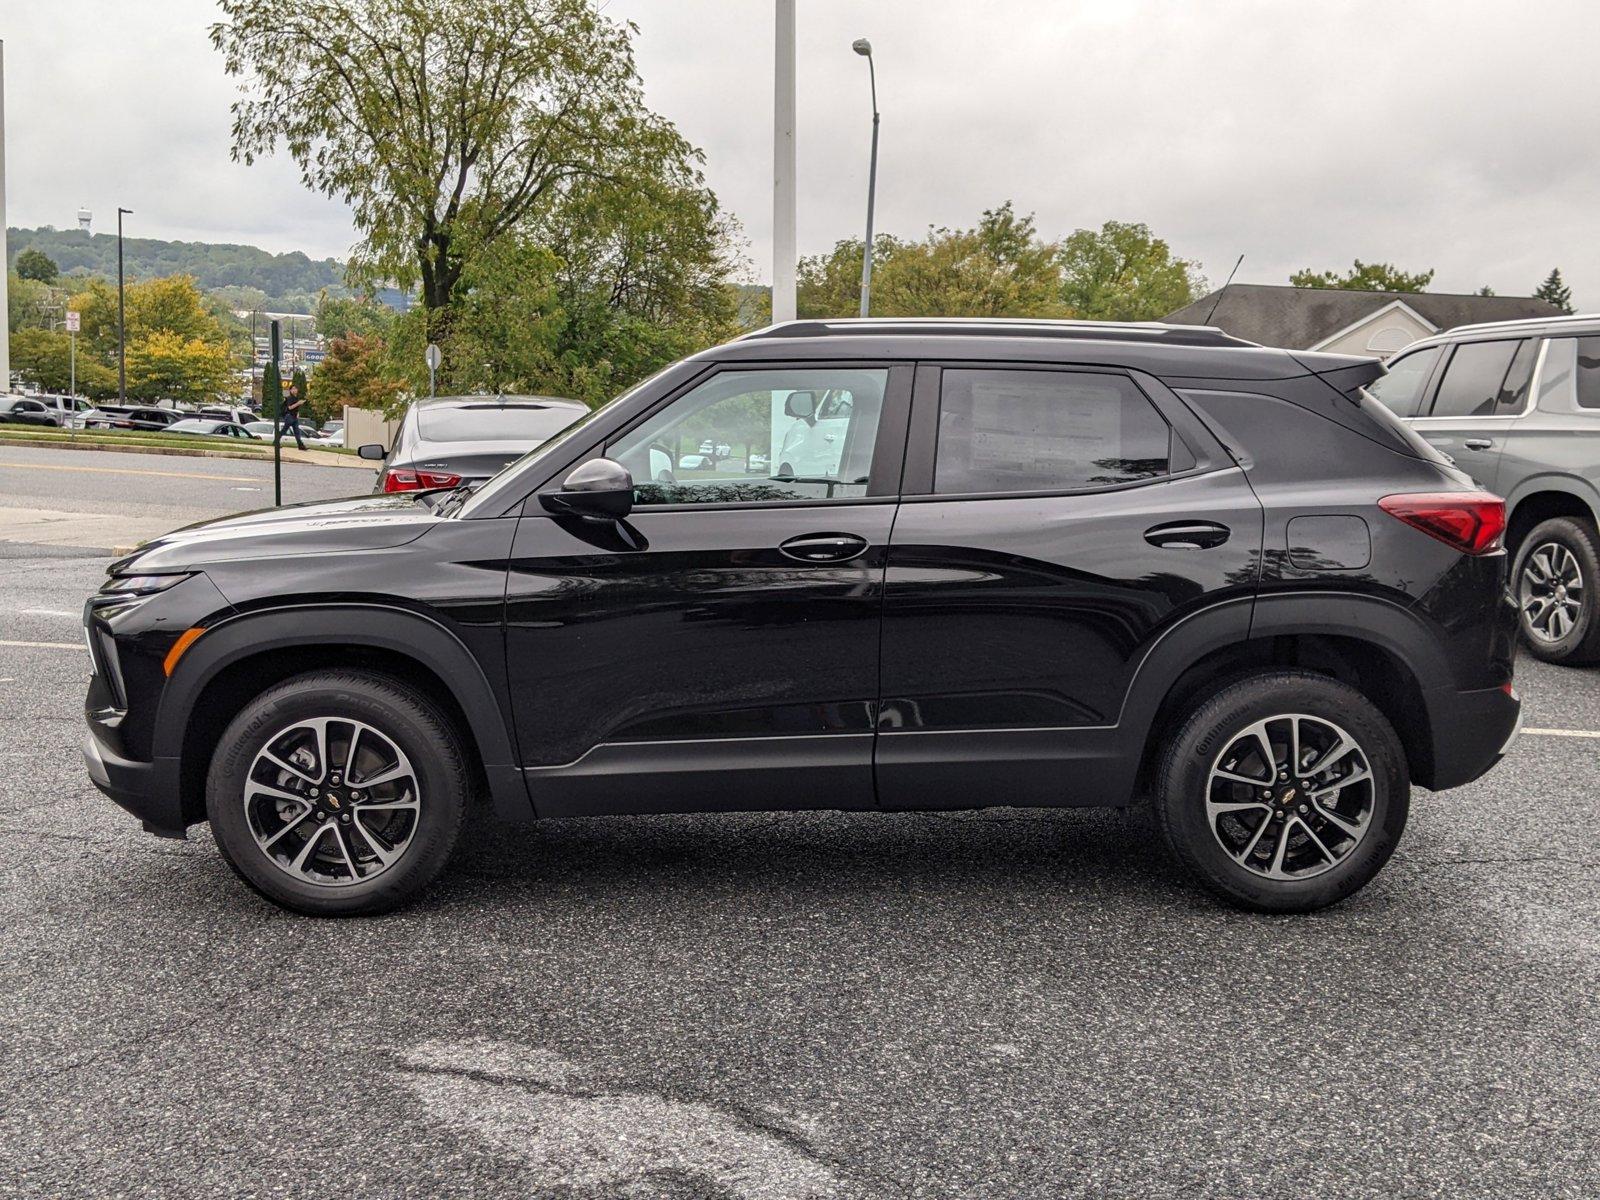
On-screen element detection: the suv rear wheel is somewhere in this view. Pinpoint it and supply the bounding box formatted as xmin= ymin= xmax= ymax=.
xmin=206 ymin=670 xmax=470 ymax=916
xmin=1154 ymin=671 xmax=1409 ymax=912
xmin=1512 ymin=516 xmax=1600 ymax=666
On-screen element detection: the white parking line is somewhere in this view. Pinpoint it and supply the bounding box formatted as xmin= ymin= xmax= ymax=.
xmin=18 ymin=608 xmax=78 ymax=618
xmin=0 ymin=640 xmax=81 ymax=650
xmin=1522 ymin=726 xmax=1600 ymax=739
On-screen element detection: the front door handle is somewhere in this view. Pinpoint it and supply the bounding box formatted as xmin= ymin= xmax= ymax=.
xmin=1464 ymin=438 xmax=1494 ymax=451
xmin=779 ymin=532 xmax=869 ymax=563
xmin=1144 ymin=521 xmax=1230 ymax=550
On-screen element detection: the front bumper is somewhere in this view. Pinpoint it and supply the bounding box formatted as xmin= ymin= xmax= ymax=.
xmin=82 ymin=721 xmax=186 ymax=838
xmin=1423 ymin=682 xmax=1522 ymax=791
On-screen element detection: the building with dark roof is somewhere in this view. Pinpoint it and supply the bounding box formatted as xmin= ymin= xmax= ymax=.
xmin=1164 ymin=284 xmax=1561 ymax=359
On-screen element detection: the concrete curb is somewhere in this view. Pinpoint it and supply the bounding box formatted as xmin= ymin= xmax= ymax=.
xmin=0 ymin=435 xmax=369 ymax=470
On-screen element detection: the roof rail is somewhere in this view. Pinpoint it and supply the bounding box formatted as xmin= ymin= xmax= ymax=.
xmin=1443 ymin=312 xmax=1600 ymax=336
xmin=738 ymin=317 xmax=1259 ymax=349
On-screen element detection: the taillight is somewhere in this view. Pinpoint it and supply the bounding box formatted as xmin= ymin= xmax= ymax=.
xmin=381 ymin=468 xmax=460 ymax=493
xmin=1378 ymin=492 xmax=1506 ymax=555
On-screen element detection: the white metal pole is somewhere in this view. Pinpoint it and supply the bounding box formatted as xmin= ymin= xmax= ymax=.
xmin=772 ymin=1 xmax=797 ymax=324
xmin=0 ymin=41 xmax=10 ymax=392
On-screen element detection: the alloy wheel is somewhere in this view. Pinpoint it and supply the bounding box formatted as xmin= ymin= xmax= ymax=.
xmin=1205 ymin=713 xmax=1375 ymax=880
xmin=243 ymin=716 xmax=422 ymax=888
xmin=1519 ymin=541 xmax=1585 ymax=643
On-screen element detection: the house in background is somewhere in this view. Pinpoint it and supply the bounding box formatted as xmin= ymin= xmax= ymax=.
xmin=1164 ymin=284 xmax=1562 ymax=359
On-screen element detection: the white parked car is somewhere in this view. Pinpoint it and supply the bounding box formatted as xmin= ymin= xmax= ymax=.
xmin=775 ymin=389 xmax=854 ymax=478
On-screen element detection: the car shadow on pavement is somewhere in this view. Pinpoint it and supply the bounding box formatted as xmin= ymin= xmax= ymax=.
xmin=441 ymin=804 xmax=1201 ymax=910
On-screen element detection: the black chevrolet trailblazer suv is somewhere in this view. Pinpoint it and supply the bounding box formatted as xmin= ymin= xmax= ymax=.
xmin=82 ymin=319 xmax=1521 ymax=915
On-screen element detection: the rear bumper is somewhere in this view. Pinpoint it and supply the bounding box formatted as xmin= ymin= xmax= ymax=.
xmin=1422 ymin=683 xmax=1521 ymax=791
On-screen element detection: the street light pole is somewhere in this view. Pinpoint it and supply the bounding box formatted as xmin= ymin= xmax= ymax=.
xmin=116 ymin=207 xmax=132 ymax=403
xmin=853 ymin=39 xmax=879 ymax=319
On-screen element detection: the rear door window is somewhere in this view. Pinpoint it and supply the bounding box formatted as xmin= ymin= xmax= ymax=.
xmin=933 ymin=369 xmax=1171 ymax=495
xmin=1366 ymin=347 xmax=1441 ymax=418
xmin=1494 ymin=339 xmax=1539 ymax=413
xmin=1428 ymin=340 xmax=1523 ymax=417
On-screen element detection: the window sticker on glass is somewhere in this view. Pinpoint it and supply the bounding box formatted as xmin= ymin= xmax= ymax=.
xmin=935 ymin=369 xmax=1171 ymax=495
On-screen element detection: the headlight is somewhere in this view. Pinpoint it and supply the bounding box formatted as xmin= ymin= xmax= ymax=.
xmin=102 ymin=573 xmax=193 ymax=596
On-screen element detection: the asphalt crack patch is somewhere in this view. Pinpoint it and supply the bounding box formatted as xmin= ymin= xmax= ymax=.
xmin=393 ymin=1037 xmax=839 ymax=1198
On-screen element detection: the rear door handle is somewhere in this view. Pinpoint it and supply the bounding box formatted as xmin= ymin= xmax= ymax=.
xmin=1464 ymin=438 xmax=1494 ymax=451
xmin=779 ymin=532 xmax=869 ymax=563
xmin=1144 ymin=521 xmax=1230 ymax=550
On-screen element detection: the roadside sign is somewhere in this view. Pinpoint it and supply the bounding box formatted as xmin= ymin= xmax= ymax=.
xmin=425 ymin=343 xmax=441 ymax=398
xmin=64 ymin=311 xmax=80 ymax=333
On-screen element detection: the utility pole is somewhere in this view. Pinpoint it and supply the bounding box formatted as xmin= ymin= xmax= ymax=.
xmin=117 ymin=207 xmax=133 ymax=402
xmin=0 ymin=41 xmax=10 ymax=392
xmin=772 ymin=0 xmax=797 ymax=324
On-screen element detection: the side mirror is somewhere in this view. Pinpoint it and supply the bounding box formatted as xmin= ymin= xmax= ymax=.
xmin=539 ymin=457 xmax=634 ymax=520
xmin=783 ymin=390 xmax=818 ymax=423
xmin=357 ymin=443 xmax=386 ymax=461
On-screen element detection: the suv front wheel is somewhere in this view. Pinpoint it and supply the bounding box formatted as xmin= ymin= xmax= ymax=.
xmin=206 ymin=670 xmax=471 ymax=916
xmin=1512 ymin=516 xmax=1600 ymax=666
xmin=1154 ymin=671 xmax=1409 ymax=912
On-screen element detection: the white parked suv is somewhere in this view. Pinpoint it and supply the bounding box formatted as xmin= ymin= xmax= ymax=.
xmin=775 ymin=388 xmax=856 ymax=479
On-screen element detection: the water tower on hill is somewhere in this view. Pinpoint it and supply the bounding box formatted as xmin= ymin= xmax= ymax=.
xmin=78 ymin=206 xmax=92 ymax=233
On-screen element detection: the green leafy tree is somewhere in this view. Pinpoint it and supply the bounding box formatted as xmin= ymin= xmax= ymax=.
xmin=1057 ymin=220 xmax=1204 ymax=320
xmin=315 ymin=333 xmax=403 ymax=417
xmin=124 ymin=331 xmax=235 ymax=404
xmin=1533 ymin=268 xmax=1574 ymax=314
xmin=1290 ymin=260 xmax=1434 ymax=292
xmin=800 ymin=203 xmax=1065 ymax=319
xmin=9 ymin=327 xmax=115 ymax=393
xmin=262 ymin=358 xmax=283 ymax=420
xmin=211 ymin=0 xmax=705 ymax=335
xmin=797 ymin=234 xmax=905 ymax=318
xmin=8 ymin=272 xmax=57 ymax=332
xmin=14 ymin=248 xmax=59 ymax=284
xmin=290 ymin=367 xmax=310 ymax=422
xmin=315 ymin=291 xmax=395 ymax=342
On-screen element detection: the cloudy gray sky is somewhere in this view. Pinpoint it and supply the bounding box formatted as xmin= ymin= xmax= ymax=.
xmin=5 ymin=1 xmax=1598 ymax=303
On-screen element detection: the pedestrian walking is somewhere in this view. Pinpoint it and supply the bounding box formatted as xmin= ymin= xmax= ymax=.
xmin=282 ymin=381 xmax=308 ymax=451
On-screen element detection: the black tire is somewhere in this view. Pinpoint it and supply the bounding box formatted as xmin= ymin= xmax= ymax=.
xmin=206 ymin=670 xmax=471 ymax=916
xmin=1153 ymin=670 xmax=1409 ymax=913
xmin=779 ymin=462 xmax=794 ymax=478
xmin=1511 ymin=516 xmax=1600 ymax=666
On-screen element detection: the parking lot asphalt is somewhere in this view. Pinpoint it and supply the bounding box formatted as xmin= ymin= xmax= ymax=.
xmin=2 ymin=543 xmax=1597 ymax=1199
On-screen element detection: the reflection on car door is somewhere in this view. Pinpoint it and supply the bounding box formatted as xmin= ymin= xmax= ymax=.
xmin=876 ymin=363 xmax=1262 ymax=811
xmin=502 ymin=363 xmax=912 ymax=817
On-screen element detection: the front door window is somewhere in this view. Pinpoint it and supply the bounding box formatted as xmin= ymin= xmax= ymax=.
xmin=609 ymin=368 xmax=889 ymax=506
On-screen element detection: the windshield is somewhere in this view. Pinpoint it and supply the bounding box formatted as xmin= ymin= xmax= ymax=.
xmin=458 ymin=365 xmax=687 ymax=518
xmin=418 ymin=403 xmax=582 ymax=443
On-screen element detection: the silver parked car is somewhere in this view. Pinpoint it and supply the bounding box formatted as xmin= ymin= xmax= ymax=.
xmin=1369 ymin=314 xmax=1600 ymax=665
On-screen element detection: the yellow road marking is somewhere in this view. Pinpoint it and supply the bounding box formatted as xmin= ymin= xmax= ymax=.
xmin=0 ymin=460 xmax=256 ymax=483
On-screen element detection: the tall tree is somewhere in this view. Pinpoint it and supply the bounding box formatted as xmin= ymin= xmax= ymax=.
xmin=124 ymin=331 xmax=235 ymax=405
xmin=1533 ymin=268 xmax=1574 ymax=314
xmin=1057 ymin=220 xmax=1204 ymax=320
xmin=315 ymin=333 xmax=404 ymax=418
xmin=14 ymin=248 xmax=59 ymax=283
xmin=799 ymin=204 xmax=1064 ymax=320
xmin=211 ymin=0 xmax=703 ymax=322
xmin=1290 ymin=260 xmax=1434 ymax=292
